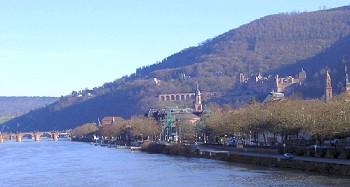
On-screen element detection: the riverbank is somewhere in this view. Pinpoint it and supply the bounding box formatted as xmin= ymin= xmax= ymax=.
xmin=141 ymin=142 xmax=350 ymax=176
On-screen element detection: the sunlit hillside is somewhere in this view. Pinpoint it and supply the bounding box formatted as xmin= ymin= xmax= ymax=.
xmin=2 ymin=5 xmax=350 ymax=132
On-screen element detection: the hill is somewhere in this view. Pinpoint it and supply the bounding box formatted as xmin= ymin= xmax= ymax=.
xmin=2 ymin=5 xmax=350 ymax=132
xmin=0 ymin=97 xmax=58 ymax=125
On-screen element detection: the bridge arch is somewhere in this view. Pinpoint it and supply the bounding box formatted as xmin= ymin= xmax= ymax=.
xmin=15 ymin=133 xmax=34 ymax=142
xmin=159 ymin=92 xmax=196 ymax=102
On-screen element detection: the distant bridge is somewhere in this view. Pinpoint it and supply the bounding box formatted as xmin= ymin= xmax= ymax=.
xmin=158 ymin=92 xmax=222 ymax=102
xmin=0 ymin=131 xmax=72 ymax=143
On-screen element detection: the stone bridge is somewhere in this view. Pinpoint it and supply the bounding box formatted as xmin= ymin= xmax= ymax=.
xmin=158 ymin=92 xmax=222 ymax=102
xmin=0 ymin=131 xmax=72 ymax=143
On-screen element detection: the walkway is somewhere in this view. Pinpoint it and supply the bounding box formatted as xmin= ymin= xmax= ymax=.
xmin=195 ymin=144 xmax=350 ymax=166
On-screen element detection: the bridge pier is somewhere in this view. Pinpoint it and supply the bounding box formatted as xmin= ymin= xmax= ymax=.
xmin=52 ymin=133 xmax=58 ymax=141
xmin=34 ymin=133 xmax=41 ymax=142
xmin=0 ymin=134 xmax=3 ymax=143
xmin=16 ymin=135 xmax=22 ymax=142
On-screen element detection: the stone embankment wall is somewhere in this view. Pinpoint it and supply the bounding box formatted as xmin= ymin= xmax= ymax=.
xmin=200 ymin=151 xmax=350 ymax=176
xmin=142 ymin=142 xmax=350 ymax=176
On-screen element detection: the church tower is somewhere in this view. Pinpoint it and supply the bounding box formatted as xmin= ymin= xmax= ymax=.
xmin=325 ymin=71 xmax=332 ymax=102
xmin=194 ymin=82 xmax=203 ymax=111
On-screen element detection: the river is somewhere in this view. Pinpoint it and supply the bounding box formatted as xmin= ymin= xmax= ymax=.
xmin=0 ymin=139 xmax=349 ymax=187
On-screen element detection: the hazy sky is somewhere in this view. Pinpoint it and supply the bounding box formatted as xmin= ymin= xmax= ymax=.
xmin=1 ymin=1 xmax=349 ymax=96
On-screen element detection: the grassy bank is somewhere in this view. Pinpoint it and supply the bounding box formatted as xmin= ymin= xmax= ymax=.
xmin=0 ymin=115 xmax=15 ymax=124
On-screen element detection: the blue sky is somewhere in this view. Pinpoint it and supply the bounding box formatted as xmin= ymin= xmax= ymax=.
xmin=1 ymin=1 xmax=349 ymax=96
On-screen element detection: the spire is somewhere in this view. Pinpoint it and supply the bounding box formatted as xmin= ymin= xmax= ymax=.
xmin=326 ymin=71 xmax=331 ymax=80
xmin=194 ymin=81 xmax=203 ymax=111
xmin=97 ymin=118 xmax=102 ymax=126
xmin=195 ymin=81 xmax=201 ymax=96
xmin=325 ymin=71 xmax=332 ymax=102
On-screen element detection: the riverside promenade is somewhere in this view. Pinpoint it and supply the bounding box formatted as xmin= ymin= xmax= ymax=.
xmin=193 ymin=144 xmax=350 ymax=176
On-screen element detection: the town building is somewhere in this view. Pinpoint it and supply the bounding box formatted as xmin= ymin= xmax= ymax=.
xmin=148 ymin=107 xmax=201 ymax=142
xmin=263 ymin=90 xmax=285 ymax=103
xmin=101 ymin=116 xmax=126 ymax=126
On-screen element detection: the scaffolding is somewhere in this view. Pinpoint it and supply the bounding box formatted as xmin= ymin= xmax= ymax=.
xmin=163 ymin=107 xmax=176 ymax=141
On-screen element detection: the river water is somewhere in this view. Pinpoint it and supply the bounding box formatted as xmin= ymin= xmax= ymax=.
xmin=0 ymin=139 xmax=349 ymax=187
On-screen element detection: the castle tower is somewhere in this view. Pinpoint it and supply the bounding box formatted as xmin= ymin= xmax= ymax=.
xmin=344 ymin=65 xmax=350 ymax=92
xmin=325 ymin=71 xmax=332 ymax=102
xmin=274 ymin=75 xmax=283 ymax=92
xmin=298 ymin=68 xmax=307 ymax=83
xmin=194 ymin=82 xmax=203 ymax=111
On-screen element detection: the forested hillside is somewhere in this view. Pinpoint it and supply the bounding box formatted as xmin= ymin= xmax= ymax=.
xmin=0 ymin=97 xmax=58 ymax=125
xmin=2 ymin=5 xmax=350 ymax=132
xmin=135 ymin=6 xmax=350 ymax=81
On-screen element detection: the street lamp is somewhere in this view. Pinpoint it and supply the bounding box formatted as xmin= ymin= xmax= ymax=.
xmin=283 ymin=144 xmax=286 ymax=154
xmin=314 ymin=145 xmax=317 ymax=156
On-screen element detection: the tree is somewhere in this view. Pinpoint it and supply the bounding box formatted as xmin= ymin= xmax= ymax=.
xmin=129 ymin=116 xmax=160 ymax=141
xmin=249 ymin=97 xmax=257 ymax=104
xmin=178 ymin=122 xmax=196 ymax=143
xmin=73 ymin=123 xmax=98 ymax=136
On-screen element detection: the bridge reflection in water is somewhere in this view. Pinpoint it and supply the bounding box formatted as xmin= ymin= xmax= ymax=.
xmin=0 ymin=131 xmax=71 ymax=143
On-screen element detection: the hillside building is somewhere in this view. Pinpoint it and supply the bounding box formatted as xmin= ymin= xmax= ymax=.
xmin=237 ymin=69 xmax=307 ymax=94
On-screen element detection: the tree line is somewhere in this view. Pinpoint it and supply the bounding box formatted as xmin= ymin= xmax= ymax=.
xmin=205 ymin=93 xmax=350 ymax=146
xmin=73 ymin=116 xmax=160 ymax=143
xmin=73 ymin=93 xmax=350 ymax=147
